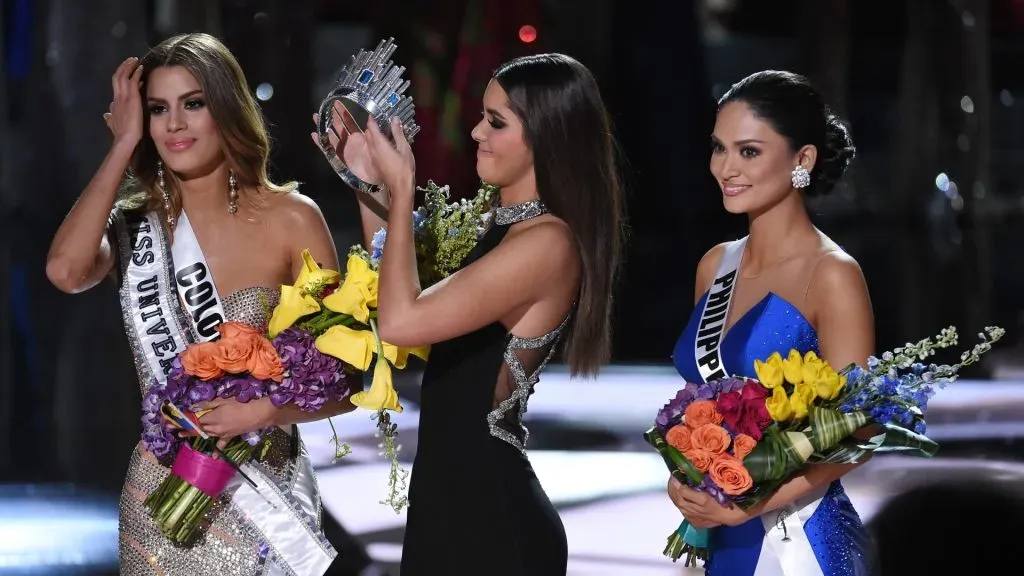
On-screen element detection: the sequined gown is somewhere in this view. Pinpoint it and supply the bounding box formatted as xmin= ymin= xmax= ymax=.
xmin=673 ymin=292 xmax=872 ymax=575
xmin=118 ymin=287 xmax=327 ymax=575
xmin=400 ymin=214 xmax=571 ymax=575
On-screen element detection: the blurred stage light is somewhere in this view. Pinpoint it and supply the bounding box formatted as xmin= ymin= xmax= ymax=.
xmin=519 ymin=25 xmax=538 ymax=44
xmin=256 ymin=83 xmax=274 ymax=101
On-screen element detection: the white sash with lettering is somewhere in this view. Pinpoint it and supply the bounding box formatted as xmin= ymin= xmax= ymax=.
xmin=691 ymin=238 xmax=825 ymax=576
xmin=170 ymin=212 xmax=227 ymax=342
xmin=120 ymin=211 xmax=195 ymax=384
xmin=119 ymin=210 xmax=337 ymax=575
xmin=693 ymin=238 xmax=744 ymax=382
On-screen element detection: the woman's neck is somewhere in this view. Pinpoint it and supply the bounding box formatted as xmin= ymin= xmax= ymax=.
xmin=178 ymin=163 xmax=231 ymax=215
xmin=497 ymin=172 xmax=539 ymax=207
xmin=744 ymin=193 xmax=818 ymax=271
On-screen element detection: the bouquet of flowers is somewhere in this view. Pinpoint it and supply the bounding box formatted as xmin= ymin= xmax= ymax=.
xmin=142 ymin=250 xmax=426 ymax=543
xmin=645 ymin=325 xmax=1005 ymax=566
xmin=368 ymin=179 xmax=497 ymax=287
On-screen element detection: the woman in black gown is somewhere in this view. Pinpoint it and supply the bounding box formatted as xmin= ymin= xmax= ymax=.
xmin=361 ymin=54 xmax=625 ymax=574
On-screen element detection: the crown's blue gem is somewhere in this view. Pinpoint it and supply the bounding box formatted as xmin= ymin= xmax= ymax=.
xmin=386 ymin=92 xmax=400 ymax=106
xmin=357 ymin=69 xmax=374 ymax=85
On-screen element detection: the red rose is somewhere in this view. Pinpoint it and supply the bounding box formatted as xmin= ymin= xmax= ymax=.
xmin=741 ymin=381 xmax=771 ymax=402
xmin=739 ymin=400 xmax=772 ymax=440
xmin=716 ymin=391 xmax=744 ymax=430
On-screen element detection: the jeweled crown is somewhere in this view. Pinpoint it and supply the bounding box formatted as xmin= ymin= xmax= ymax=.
xmin=317 ymin=37 xmax=420 ymax=194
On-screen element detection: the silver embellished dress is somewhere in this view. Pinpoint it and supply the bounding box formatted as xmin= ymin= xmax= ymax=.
xmin=117 ymin=287 xmax=329 ymax=575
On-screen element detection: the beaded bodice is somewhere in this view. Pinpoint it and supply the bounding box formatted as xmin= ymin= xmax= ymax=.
xmin=221 ymin=286 xmax=280 ymax=332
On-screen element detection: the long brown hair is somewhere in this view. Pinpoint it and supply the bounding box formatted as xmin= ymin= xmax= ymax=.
xmin=493 ymin=54 xmax=626 ymax=377
xmin=120 ymin=33 xmax=294 ymax=219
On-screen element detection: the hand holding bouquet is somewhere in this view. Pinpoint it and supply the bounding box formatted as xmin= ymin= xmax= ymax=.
xmin=143 ymin=250 xmax=428 ymax=544
xmin=645 ymin=325 xmax=1005 ymax=565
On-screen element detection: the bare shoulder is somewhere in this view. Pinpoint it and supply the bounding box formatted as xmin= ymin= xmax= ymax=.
xmin=507 ymin=216 xmax=575 ymax=257
xmin=486 ymin=216 xmax=578 ymax=290
xmin=814 ymin=249 xmax=867 ymax=291
xmin=264 ymin=189 xmax=327 ymax=227
xmin=694 ymin=241 xmax=731 ymax=302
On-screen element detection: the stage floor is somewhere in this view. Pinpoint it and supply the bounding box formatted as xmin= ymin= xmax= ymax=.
xmin=304 ymin=365 xmax=1024 ymax=575
xmin=2 ymin=365 xmax=1024 ymax=575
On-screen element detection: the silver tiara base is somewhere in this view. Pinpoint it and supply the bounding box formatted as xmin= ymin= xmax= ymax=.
xmin=316 ymin=37 xmax=421 ymax=194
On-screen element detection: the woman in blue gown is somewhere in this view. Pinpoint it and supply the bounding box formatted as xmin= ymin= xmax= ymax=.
xmin=666 ymin=70 xmax=874 ymax=575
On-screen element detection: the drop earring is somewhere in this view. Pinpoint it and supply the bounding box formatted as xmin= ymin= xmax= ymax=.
xmin=158 ymin=160 xmax=175 ymax=228
xmin=228 ymin=170 xmax=238 ymax=215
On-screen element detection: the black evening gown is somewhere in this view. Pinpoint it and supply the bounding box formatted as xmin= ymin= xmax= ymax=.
xmin=400 ymin=217 xmax=571 ymax=575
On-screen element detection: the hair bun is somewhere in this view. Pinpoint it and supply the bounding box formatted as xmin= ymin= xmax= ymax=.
xmin=810 ymin=113 xmax=856 ymax=197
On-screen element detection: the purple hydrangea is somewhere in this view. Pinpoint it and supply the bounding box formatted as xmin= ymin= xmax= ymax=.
xmin=271 ymin=328 xmax=355 ymax=412
xmin=697 ymin=475 xmax=730 ymax=506
xmin=216 ymin=373 xmax=267 ymax=403
xmin=656 ymin=382 xmax=699 ymax=431
xmin=142 ymin=428 xmax=175 ymax=459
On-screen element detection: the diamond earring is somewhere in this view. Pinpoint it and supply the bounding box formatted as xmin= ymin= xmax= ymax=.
xmin=157 ymin=160 xmax=175 ymax=228
xmin=228 ymin=170 xmax=238 ymax=215
xmin=791 ymin=165 xmax=810 ymax=189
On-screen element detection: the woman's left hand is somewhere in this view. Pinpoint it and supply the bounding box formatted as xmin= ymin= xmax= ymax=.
xmin=365 ymin=117 xmax=416 ymax=196
xmin=668 ymin=477 xmax=750 ymax=528
xmin=193 ymin=397 xmax=277 ymax=451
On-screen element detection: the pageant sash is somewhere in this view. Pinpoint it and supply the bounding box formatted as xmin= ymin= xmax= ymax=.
xmin=755 ymin=484 xmax=829 ymax=576
xmin=117 ymin=210 xmax=196 ymax=384
xmin=232 ymin=457 xmax=337 ymax=575
xmin=170 ymin=212 xmax=226 ymax=342
xmin=113 ymin=209 xmax=338 ymax=575
xmin=693 ymin=238 xmax=745 ymax=382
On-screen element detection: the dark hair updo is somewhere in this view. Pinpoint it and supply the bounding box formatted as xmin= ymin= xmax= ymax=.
xmin=718 ymin=70 xmax=856 ymax=197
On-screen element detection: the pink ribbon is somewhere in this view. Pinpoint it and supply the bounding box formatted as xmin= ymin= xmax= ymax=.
xmin=170 ymin=443 xmax=236 ymax=498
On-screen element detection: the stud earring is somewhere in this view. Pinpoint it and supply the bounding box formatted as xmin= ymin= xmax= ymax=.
xmin=158 ymin=160 xmax=175 ymax=228
xmin=791 ymin=165 xmax=810 ymax=189
xmin=228 ymin=170 xmax=238 ymax=215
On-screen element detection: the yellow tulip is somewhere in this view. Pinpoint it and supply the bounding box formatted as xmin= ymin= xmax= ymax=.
xmin=813 ymin=367 xmax=845 ymax=401
xmin=754 ymin=352 xmax=785 ymax=389
xmin=765 ymin=385 xmax=794 ymax=422
xmin=295 ymin=248 xmax=341 ymax=293
xmin=802 ymin=351 xmax=823 ymax=385
xmin=314 ymin=325 xmax=377 ymax=371
xmin=323 ymin=255 xmax=379 ymax=323
xmin=350 ymin=358 xmax=403 ymax=412
xmin=789 ymin=382 xmax=817 ymax=420
xmin=782 ymin=349 xmax=804 ymax=385
xmin=268 ymin=285 xmax=321 ymax=338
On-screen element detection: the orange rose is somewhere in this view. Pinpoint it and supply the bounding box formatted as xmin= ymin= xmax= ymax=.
xmin=684 ymin=399 xmax=724 ymax=429
xmin=682 ymin=449 xmax=714 ymax=473
xmin=665 ymin=425 xmax=693 ymax=452
xmin=709 ymin=456 xmax=754 ymax=496
xmin=217 ymin=321 xmax=261 ymax=341
xmin=180 ymin=342 xmax=224 ymax=380
xmin=247 ymin=336 xmax=284 ymax=382
xmin=211 ymin=333 xmax=256 ymax=374
xmin=690 ymin=424 xmax=732 ymax=455
xmin=732 ymin=433 xmax=757 ymax=461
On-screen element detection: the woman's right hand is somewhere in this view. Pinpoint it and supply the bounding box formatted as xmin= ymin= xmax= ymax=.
xmin=103 ymin=57 xmax=144 ymax=148
xmin=310 ymin=100 xmax=383 ymax=185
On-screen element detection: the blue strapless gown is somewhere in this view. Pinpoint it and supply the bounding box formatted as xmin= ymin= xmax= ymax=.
xmin=673 ymin=291 xmax=873 ymax=576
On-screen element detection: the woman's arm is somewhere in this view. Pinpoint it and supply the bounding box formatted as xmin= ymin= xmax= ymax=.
xmin=47 ymin=58 xmax=143 ymax=293
xmin=365 ymin=118 xmax=579 ymax=347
